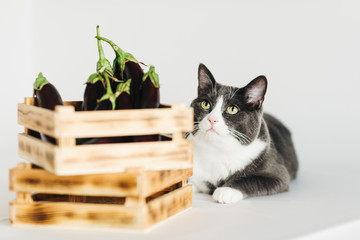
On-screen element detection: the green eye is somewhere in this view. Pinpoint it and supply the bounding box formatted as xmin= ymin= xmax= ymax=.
xmin=201 ymin=100 xmax=211 ymax=110
xmin=227 ymin=105 xmax=239 ymax=114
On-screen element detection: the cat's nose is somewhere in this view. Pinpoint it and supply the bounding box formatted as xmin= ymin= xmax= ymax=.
xmin=208 ymin=117 xmax=218 ymax=126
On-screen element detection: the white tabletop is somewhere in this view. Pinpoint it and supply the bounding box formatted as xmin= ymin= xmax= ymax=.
xmin=1 ymin=159 xmax=360 ymax=240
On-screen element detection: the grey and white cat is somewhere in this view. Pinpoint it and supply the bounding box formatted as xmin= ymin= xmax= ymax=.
xmin=187 ymin=64 xmax=298 ymax=204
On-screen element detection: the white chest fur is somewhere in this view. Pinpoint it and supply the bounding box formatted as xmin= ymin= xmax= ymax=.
xmin=188 ymin=133 xmax=267 ymax=193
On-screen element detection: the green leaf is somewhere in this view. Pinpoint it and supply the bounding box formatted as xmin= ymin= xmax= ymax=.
xmin=33 ymin=72 xmax=49 ymax=91
xmin=86 ymin=73 xmax=100 ymax=84
xmin=124 ymin=52 xmax=138 ymax=64
xmin=143 ymin=65 xmax=160 ymax=88
xmin=97 ymin=73 xmax=117 ymax=110
xmin=115 ymin=79 xmax=131 ymax=98
xmin=142 ymin=72 xmax=149 ymax=82
xmin=96 ymin=58 xmax=113 ymax=76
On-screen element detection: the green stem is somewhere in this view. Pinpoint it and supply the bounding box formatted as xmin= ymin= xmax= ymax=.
xmin=96 ymin=26 xmax=106 ymax=61
xmin=104 ymin=74 xmax=116 ymax=110
xmin=97 ymin=36 xmax=123 ymax=55
xmin=97 ymin=35 xmax=139 ymax=71
xmin=105 ymin=74 xmax=113 ymax=95
xmin=95 ymin=26 xmax=113 ymax=75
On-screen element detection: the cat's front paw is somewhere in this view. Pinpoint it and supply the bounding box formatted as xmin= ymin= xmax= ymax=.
xmin=212 ymin=187 xmax=244 ymax=204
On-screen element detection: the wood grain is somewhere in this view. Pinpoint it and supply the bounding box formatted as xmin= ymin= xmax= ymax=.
xmin=18 ymin=133 xmax=193 ymax=175
xmin=10 ymin=201 xmax=140 ymax=228
xmin=10 ymin=185 xmax=192 ymax=230
xmin=10 ymin=163 xmax=192 ymax=198
xmin=144 ymin=184 xmax=192 ymax=229
xmin=56 ymin=139 xmax=193 ymax=175
xmin=143 ymin=168 xmax=193 ymax=196
xmin=18 ymin=133 xmax=58 ymax=173
xmin=10 ymin=165 xmax=140 ymax=197
xmin=18 ymin=103 xmax=56 ymax=138
xmin=18 ymin=99 xmax=193 ymax=139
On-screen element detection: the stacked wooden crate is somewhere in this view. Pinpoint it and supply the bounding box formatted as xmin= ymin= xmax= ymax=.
xmin=10 ymin=97 xmax=194 ymax=230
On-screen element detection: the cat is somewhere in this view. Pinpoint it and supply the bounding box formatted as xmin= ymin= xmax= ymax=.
xmin=187 ymin=64 xmax=298 ymax=204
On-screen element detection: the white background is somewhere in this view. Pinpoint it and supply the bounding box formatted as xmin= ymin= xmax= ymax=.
xmin=1 ymin=0 xmax=360 ymax=239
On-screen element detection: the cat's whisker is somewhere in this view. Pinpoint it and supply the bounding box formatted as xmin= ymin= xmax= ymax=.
xmin=233 ymin=129 xmax=252 ymax=142
xmin=229 ymin=129 xmax=252 ymax=144
xmin=229 ymin=131 xmax=246 ymax=144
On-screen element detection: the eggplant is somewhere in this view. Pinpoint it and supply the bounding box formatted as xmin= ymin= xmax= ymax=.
xmin=33 ymin=72 xmax=63 ymax=144
xmin=139 ymin=65 xmax=160 ymax=108
xmin=84 ymin=26 xmax=117 ymax=111
xmin=96 ymin=35 xmax=142 ymax=108
xmin=82 ymin=73 xmax=105 ymax=111
xmin=134 ymin=66 xmax=161 ymax=142
xmin=124 ymin=61 xmax=143 ymax=108
xmin=115 ymin=78 xmax=132 ymax=109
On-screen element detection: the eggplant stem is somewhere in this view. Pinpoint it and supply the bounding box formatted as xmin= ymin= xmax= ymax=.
xmin=143 ymin=65 xmax=160 ymax=88
xmin=105 ymin=74 xmax=116 ymax=110
xmin=96 ymin=26 xmax=106 ymax=62
xmin=97 ymin=35 xmax=139 ymax=76
xmin=95 ymin=26 xmax=113 ymax=76
xmin=34 ymin=72 xmax=49 ymax=91
xmin=97 ymin=36 xmax=124 ymax=55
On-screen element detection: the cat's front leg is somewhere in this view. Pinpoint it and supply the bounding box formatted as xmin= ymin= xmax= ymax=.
xmin=213 ymin=174 xmax=290 ymax=203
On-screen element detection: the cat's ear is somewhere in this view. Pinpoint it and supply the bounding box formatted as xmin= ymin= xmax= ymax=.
xmin=244 ymin=76 xmax=267 ymax=110
xmin=198 ymin=63 xmax=216 ymax=95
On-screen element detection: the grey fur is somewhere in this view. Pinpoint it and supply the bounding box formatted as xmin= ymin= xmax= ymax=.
xmin=190 ymin=64 xmax=298 ymax=198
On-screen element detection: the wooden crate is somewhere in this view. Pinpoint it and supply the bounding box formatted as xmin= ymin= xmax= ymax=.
xmin=18 ymin=97 xmax=194 ymax=175
xmin=10 ymin=163 xmax=193 ymax=230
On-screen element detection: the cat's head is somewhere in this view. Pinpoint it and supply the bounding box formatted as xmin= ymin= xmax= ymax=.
xmin=190 ymin=63 xmax=267 ymax=144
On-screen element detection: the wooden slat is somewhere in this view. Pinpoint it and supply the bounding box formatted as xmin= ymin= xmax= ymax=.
xmin=144 ymin=184 xmax=192 ymax=229
xmin=18 ymin=100 xmax=193 ymax=139
xmin=18 ymin=133 xmax=192 ymax=176
xmin=10 ymin=201 xmax=140 ymax=229
xmin=143 ymin=169 xmax=193 ymax=196
xmin=10 ymin=185 xmax=192 ymax=230
xmin=23 ymin=98 xmax=36 ymax=135
xmin=18 ymin=133 xmax=58 ymax=173
xmin=56 ymin=139 xmax=193 ymax=176
xmin=54 ymin=104 xmax=193 ymax=138
xmin=18 ymin=103 xmax=56 ymax=137
xmin=10 ymin=163 xmax=192 ymax=198
xmin=10 ymin=166 xmax=140 ymax=197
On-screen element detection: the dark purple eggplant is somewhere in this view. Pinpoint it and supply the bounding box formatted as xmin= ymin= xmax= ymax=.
xmin=96 ymin=36 xmax=143 ymax=108
xmin=134 ymin=66 xmax=161 ymax=142
xmin=125 ymin=61 xmax=143 ymax=108
xmin=139 ymin=65 xmax=160 ymax=108
xmin=83 ymin=26 xmax=117 ymax=111
xmin=82 ymin=73 xmax=105 ymax=111
xmin=33 ymin=72 xmax=63 ymax=144
xmin=115 ymin=78 xmax=132 ymax=110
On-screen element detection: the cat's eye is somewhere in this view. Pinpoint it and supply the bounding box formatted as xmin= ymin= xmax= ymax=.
xmin=201 ymin=100 xmax=211 ymax=110
xmin=227 ymin=105 xmax=239 ymax=114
